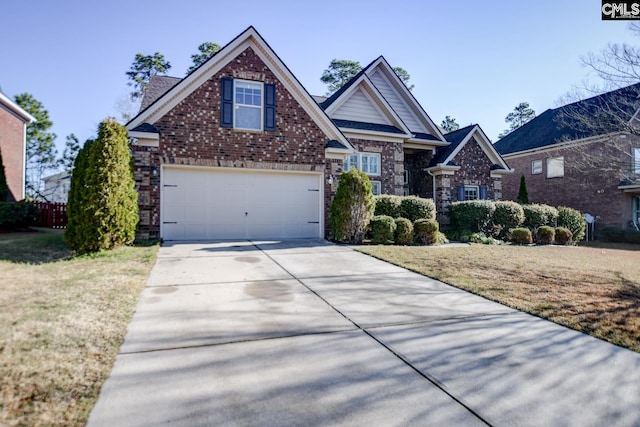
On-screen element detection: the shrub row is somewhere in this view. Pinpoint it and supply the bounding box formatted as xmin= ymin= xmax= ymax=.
xmin=449 ymin=200 xmax=586 ymax=245
xmin=370 ymin=215 xmax=444 ymax=246
xmin=374 ymin=195 xmax=435 ymax=222
xmin=0 ymin=202 xmax=39 ymax=228
xmin=601 ymin=227 xmax=640 ymax=244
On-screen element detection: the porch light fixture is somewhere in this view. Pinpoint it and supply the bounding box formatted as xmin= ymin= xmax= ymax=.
xmin=328 ymin=175 xmax=334 ymax=185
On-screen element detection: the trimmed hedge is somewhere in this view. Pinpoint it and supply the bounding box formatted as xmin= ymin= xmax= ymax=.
xmin=414 ymin=218 xmax=439 ymax=245
xmin=536 ymin=226 xmax=555 ymax=245
xmin=555 ymin=227 xmax=573 ymax=245
xmin=374 ymin=195 xmax=402 ymax=218
xmin=493 ymin=201 xmax=525 ymax=237
xmin=511 ymin=228 xmax=533 ymax=245
xmin=557 ymin=206 xmax=586 ymax=244
xmin=522 ymin=204 xmax=558 ymax=229
xmin=400 ymin=196 xmax=436 ymax=222
xmin=394 ymin=217 xmax=414 ymax=245
xmin=370 ymin=215 xmax=396 ymax=244
xmin=600 ymin=227 xmax=626 ymax=242
xmin=625 ymin=229 xmax=640 ymax=244
xmin=0 ymin=202 xmax=39 ymax=228
xmin=449 ymin=200 xmax=495 ymax=233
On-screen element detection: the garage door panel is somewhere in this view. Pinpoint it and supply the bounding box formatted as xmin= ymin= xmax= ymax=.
xmin=162 ymin=167 xmax=322 ymax=240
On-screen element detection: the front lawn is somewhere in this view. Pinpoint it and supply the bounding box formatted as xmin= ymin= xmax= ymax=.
xmin=357 ymin=243 xmax=640 ymax=352
xmin=0 ymin=229 xmax=158 ymax=426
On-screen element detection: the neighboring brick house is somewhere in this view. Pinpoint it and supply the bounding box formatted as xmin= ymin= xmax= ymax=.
xmin=495 ymin=84 xmax=640 ymax=232
xmin=0 ymin=92 xmax=35 ymax=201
xmin=127 ymin=27 xmax=511 ymax=240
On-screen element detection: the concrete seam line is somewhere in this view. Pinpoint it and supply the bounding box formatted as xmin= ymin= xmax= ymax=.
xmin=259 ymin=246 xmax=492 ymax=427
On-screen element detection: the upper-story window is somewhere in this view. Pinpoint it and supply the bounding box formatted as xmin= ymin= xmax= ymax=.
xmin=633 ymin=147 xmax=640 ymax=174
xmin=531 ymin=160 xmax=542 ymax=175
xmin=221 ymin=77 xmax=276 ymax=131
xmin=344 ymin=152 xmax=381 ymax=176
xmin=234 ymin=80 xmax=263 ymax=130
xmin=547 ymin=156 xmax=564 ymax=178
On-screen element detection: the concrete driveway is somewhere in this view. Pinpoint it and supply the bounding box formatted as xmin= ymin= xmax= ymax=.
xmin=88 ymin=240 xmax=640 ymax=426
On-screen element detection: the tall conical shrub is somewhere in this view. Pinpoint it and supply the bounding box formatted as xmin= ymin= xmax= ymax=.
xmin=65 ymin=119 xmax=138 ymax=252
xmin=516 ymin=175 xmax=529 ymax=205
xmin=329 ymin=167 xmax=374 ymax=243
xmin=64 ymin=139 xmax=93 ymax=250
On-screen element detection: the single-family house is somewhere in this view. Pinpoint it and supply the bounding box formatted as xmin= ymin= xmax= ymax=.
xmin=43 ymin=170 xmax=71 ymax=203
xmin=127 ymin=26 xmax=511 ymax=240
xmin=494 ymin=84 xmax=640 ymax=232
xmin=0 ymin=92 xmax=35 ymax=201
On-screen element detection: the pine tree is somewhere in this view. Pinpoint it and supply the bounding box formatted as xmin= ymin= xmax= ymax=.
xmin=516 ymin=175 xmax=529 ymax=205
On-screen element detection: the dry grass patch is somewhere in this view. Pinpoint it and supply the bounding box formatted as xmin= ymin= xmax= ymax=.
xmin=357 ymin=244 xmax=640 ymax=352
xmin=0 ymin=229 xmax=158 ymax=426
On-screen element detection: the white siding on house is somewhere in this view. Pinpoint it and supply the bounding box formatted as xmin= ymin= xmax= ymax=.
xmin=331 ymin=88 xmax=391 ymax=125
xmin=368 ymin=70 xmax=427 ymax=133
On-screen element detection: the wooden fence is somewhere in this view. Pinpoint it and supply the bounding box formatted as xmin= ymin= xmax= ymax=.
xmin=31 ymin=201 xmax=68 ymax=228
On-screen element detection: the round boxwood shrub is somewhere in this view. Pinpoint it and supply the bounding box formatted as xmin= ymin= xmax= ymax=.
xmin=557 ymin=206 xmax=585 ymax=244
xmin=554 ymin=227 xmax=573 ymax=245
xmin=370 ymin=215 xmax=396 ymax=244
xmin=394 ymin=217 xmax=414 ymax=245
xmin=374 ymin=194 xmax=402 ymax=218
xmin=414 ymin=218 xmax=439 ymax=245
xmin=449 ymin=200 xmax=495 ymax=233
xmin=511 ymin=227 xmax=533 ymax=245
xmin=493 ymin=201 xmax=524 ymax=238
xmin=536 ymin=225 xmax=555 ymax=245
xmin=400 ymin=196 xmax=436 ymax=222
xmin=522 ymin=204 xmax=558 ymax=229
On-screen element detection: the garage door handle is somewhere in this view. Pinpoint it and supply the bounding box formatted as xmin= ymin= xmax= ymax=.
xmin=308 ymin=221 xmax=319 ymax=224
xmin=163 ymin=221 xmax=177 ymax=224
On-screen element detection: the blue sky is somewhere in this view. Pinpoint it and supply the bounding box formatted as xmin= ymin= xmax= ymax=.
xmin=1 ymin=0 xmax=636 ymax=158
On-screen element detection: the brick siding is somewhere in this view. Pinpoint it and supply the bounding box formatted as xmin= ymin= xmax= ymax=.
xmin=343 ymin=138 xmax=404 ymax=196
xmin=134 ymin=46 xmax=333 ymax=239
xmin=0 ymin=104 xmax=26 ymax=202
xmin=502 ymin=136 xmax=640 ymax=230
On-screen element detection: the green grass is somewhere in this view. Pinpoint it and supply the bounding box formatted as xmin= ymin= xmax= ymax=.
xmin=0 ymin=229 xmax=158 ymax=426
xmin=358 ymin=243 xmax=640 ymax=352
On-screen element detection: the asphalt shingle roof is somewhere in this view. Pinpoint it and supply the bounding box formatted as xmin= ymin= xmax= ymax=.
xmin=331 ymin=119 xmax=406 ymax=134
xmin=140 ymin=75 xmax=182 ymax=111
xmin=494 ymin=83 xmax=640 ymax=155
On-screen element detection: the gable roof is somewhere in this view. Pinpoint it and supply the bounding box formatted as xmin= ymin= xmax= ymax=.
xmin=429 ymin=124 xmax=511 ymax=172
xmin=127 ymin=26 xmax=352 ymax=151
xmin=495 ymin=83 xmax=640 ymax=155
xmin=320 ymin=56 xmax=446 ymax=143
xmin=0 ymin=92 xmax=36 ymax=123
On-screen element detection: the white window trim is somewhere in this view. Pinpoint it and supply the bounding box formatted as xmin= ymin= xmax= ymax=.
xmin=233 ymin=79 xmax=263 ymax=131
xmin=344 ymin=152 xmax=381 ymax=176
xmin=371 ymin=180 xmax=382 ymax=195
xmin=547 ymin=156 xmax=564 ymax=178
xmin=531 ymin=160 xmax=542 ymax=175
xmin=404 ymin=169 xmax=409 ymax=185
xmin=464 ymin=185 xmax=479 ymax=201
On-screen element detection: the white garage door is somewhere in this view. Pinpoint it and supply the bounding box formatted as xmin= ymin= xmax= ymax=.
xmin=161 ymin=167 xmax=322 ymax=240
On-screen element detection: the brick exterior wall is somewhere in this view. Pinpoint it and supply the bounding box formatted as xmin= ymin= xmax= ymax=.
xmin=0 ymin=104 xmax=26 ymax=202
xmin=502 ymin=135 xmax=640 ymax=231
xmin=433 ymin=136 xmax=504 ymax=223
xmin=133 ymin=46 xmax=333 ymax=239
xmin=343 ymin=138 xmax=404 ymax=195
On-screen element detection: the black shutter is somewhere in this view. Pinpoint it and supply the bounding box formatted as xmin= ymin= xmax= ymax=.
xmin=480 ymin=186 xmax=488 ymax=200
xmin=264 ymin=83 xmax=276 ymax=131
xmin=457 ymin=185 xmax=465 ymax=201
xmin=221 ymin=78 xmax=233 ymax=128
